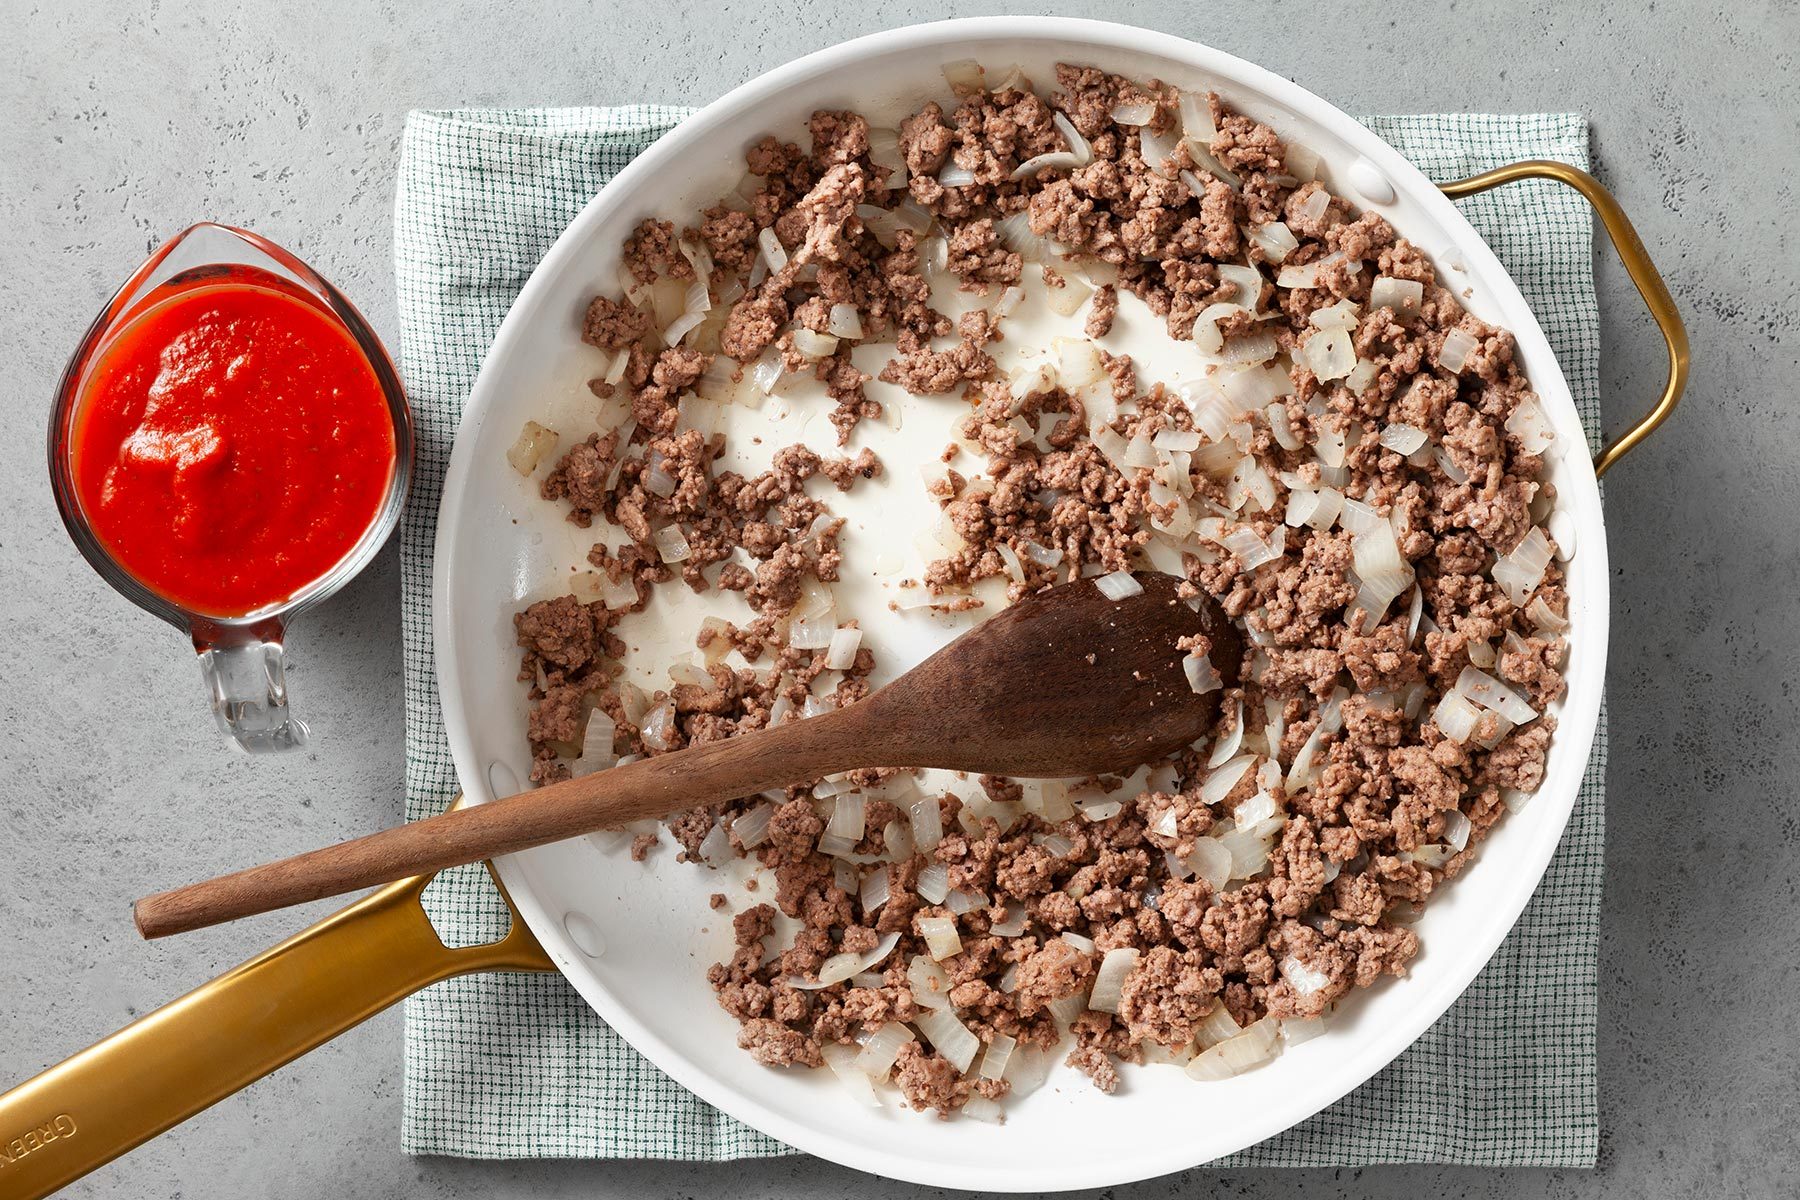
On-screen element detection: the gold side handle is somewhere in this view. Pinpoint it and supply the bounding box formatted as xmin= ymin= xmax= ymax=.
xmin=1439 ymin=159 xmax=1690 ymax=478
xmin=0 ymin=868 xmax=552 ymax=1200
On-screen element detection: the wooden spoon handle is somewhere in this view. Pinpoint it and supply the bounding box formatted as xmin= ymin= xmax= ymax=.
xmin=133 ymin=705 xmax=872 ymax=939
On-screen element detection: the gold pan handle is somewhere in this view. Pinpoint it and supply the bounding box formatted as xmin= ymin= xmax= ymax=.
xmin=0 ymin=870 xmax=552 ymax=1200
xmin=1439 ymin=159 xmax=1689 ymax=477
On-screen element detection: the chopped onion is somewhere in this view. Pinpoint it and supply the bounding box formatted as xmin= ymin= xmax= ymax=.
xmin=1343 ymin=357 xmax=1378 ymax=396
xmin=757 ymin=227 xmax=788 ymax=274
xmin=825 ymin=303 xmax=864 ymax=341
xmin=1178 ymin=90 xmax=1215 ymax=139
xmin=1184 ymin=651 xmax=1223 ymax=696
xmin=642 ymin=451 xmax=677 ymax=497
xmin=1221 ymin=824 xmax=1275 ymax=878
xmin=1379 ymin=423 xmax=1428 ymax=455
xmin=916 ymin=1008 xmax=979 ymax=1072
xmin=940 ymin=58 xmax=984 ymax=91
xmin=1411 ymin=844 xmax=1454 ymax=868
xmin=1137 ymin=121 xmax=1180 ymax=179
xmin=860 ymin=869 xmax=890 ymax=915
xmin=1432 ymin=444 xmax=1470 ymax=485
xmin=1280 ymin=955 xmax=1331 ymax=997
xmin=1151 ymin=428 xmax=1201 ymax=453
xmin=907 ymin=954 xmax=952 ymax=1009
xmin=1276 ymin=249 xmax=1358 ymax=290
xmin=1454 ymin=666 xmax=1539 ymax=724
xmin=734 ymin=803 xmax=774 ymax=849
xmin=1309 ymin=486 xmax=1345 ymax=531
xmin=788 ymin=931 xmax=900 ymax=991
xmin=1284 ymin=487 xmax=1322 ymax=529
xmin=1218 ymin=265 xmax=1265 ymax=310
xmin=788 ymin=614 xmax=835 ymax=652
xmin=1047 ymin=988 xmax=1090 ymax=1027
xmin=1267 ymin=402 xmax=1304 ymax=451
xmin=1286 ymin=721 xmax=1328 ymax=790
xmin=1201 ymin=754 xmax=1257 ymax=805
xmin=571 ymin=711 xmax=617 ymax=777
xmin=881 ymin=817 xmax=914 ymax=864
xmin=1012 ymin=150 xmax=1081 ymax=180
xmin=1438 ymin=326 xmax=1478 ymax=373
xmin=1035 ymin=269 xmax=1093 ymax=318
xmin=866 ymin=128 xmax=906 ymax=188
xmin=937 ymin=160 xmax=975 ymax=187
xmin=791 ymin=328 xmax=839 ymax=360
xmin=1060 ymin=931 xmax=1097 ymax=954
xmin=1094 ymin=570 xmax=1143 ymax=600
xmin=1432 ymin=690 xmax=1483 ymax=742
xmin=1350 ymin=518 xmax=1412 ymax=622
xmin=639 ymin=699 xmax=675 ymax=751
xmin=1223 ymin=526 xmax=1282 ymax=570
xmin=1222 ymin=330 xmax=1279 ymax=365
xmin=910 ymin=794 xmax=943 ymax=853
xmin=946 ymin=888 xmax=987 ymax=915
xmin=1225 ymin=458 xmax=1278 ymax=512
xmin=820 ymin=1043 xmax=882 ymax=1106
xmin=1369 ymin=274 xmax=1425 ymax=321
xmin=1505 ymin=394 xmax=1558 ymax=454
xmin=1208 ymin=698 xmax=1245 ymax=767
xmin=1246 ymin=220 xmax=1299 ymax=263
xmin=961 ymin=1095 xmax=1004 ymax=1123
xmin=817 ymin=792 xmax=868 ymax=858
xmin=915 ymin=862 xmax=950 ymax=905
xmin=1492 ymin=526 xmax=1553 ymax=605
xmin=1186 ymin=837 xmax=1232 ymax=889
xmin=1235 ymin=790 xmax=1278 ymax=828
xmin=978 ymin=1031 xmax=1017 ymax=1080
xmin=990 ymin=903 xmax=1028 ymax=938
xmin=1444 ymin=808 xmax=1472 ymax=852
xmin=1302 ymin=327 xmax=1356 ymax=381
xmin=652 ymin=523 xmax=691 ymax=564
xmin=697 ymin=818 xmax=733 ymax=867
xmin=823 ymin=625 xmax=863 ymax=671
xmin=1185 ymin=1018 xmax=1281 ymax=1080
xmin=1528 ymin=595 xmax=1570 ymax=632
xmin=1056 ymin=337 xmax=1106 ymax=389
xmin=792 ymin=577 xmax=834 ymax=621
xmin=918 ymin=914 xmax=962 ymax=962
xmin=1189 ymin=301 xmax=1249 ymax=356
xmin=1079 ymin=796 xmax=1124 ymax=822
xmin=971 ymin=216 xmax=1040 ymax=273
xmin=1109 ymin=100 xmax=1157 ymax=126
xmin=1285 ymin=142 xmax=1322 ymax=182
xmin=1051 ymin=111 xmax=1093 ymax=167
xmin=1195 ymin=1001 xmax=1242 ymax=1048
xmin=1089 ymin=948 xmax=1140 ymax=1013
xmin=854 ymin=1022 xmax=915 ymax=1077
xmin=506 ymin=420 xmax=558 ymax=476
xmin=1404 ymin=583 xmax=1425 ymax=647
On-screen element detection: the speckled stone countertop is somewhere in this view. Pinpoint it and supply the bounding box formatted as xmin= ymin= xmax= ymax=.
xmin=3 ymin=2 xmax=1794 ymax=1197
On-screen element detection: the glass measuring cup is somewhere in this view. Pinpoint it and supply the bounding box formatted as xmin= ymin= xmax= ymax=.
xmin=48 ymin=224 xmax=413 ymax=752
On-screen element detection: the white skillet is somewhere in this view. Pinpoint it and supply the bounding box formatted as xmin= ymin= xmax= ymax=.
xmin=433 ymin=16 xmax=1626 ymax=1191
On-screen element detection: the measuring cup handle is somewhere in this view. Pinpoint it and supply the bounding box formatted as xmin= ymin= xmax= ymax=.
xmin=195 ymin=626 xmax=309 ymax=753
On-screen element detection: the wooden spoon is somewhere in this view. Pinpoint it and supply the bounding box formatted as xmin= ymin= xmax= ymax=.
xmin=134 ymin=572 xmax=1240 ymax=939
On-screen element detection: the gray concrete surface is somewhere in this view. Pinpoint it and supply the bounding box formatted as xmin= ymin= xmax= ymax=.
xmin=2 ymin=0 xmax=1795 ymax=1196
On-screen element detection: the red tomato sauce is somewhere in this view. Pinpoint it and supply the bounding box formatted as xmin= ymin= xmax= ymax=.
xmin=70 ymin=270 xmax=396 ymax=617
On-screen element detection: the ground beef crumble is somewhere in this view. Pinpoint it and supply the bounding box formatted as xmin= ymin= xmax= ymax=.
xmin=511 ymin=62 xmax=1570 ymax=1117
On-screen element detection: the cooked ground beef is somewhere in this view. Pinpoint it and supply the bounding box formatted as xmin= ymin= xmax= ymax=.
xmin=512 ymin=62 xmax=1568 ymax=1117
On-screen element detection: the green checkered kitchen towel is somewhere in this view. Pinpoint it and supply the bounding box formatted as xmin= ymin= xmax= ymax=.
xmin=393 ymin=106 xmax=1603 ymax=1167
